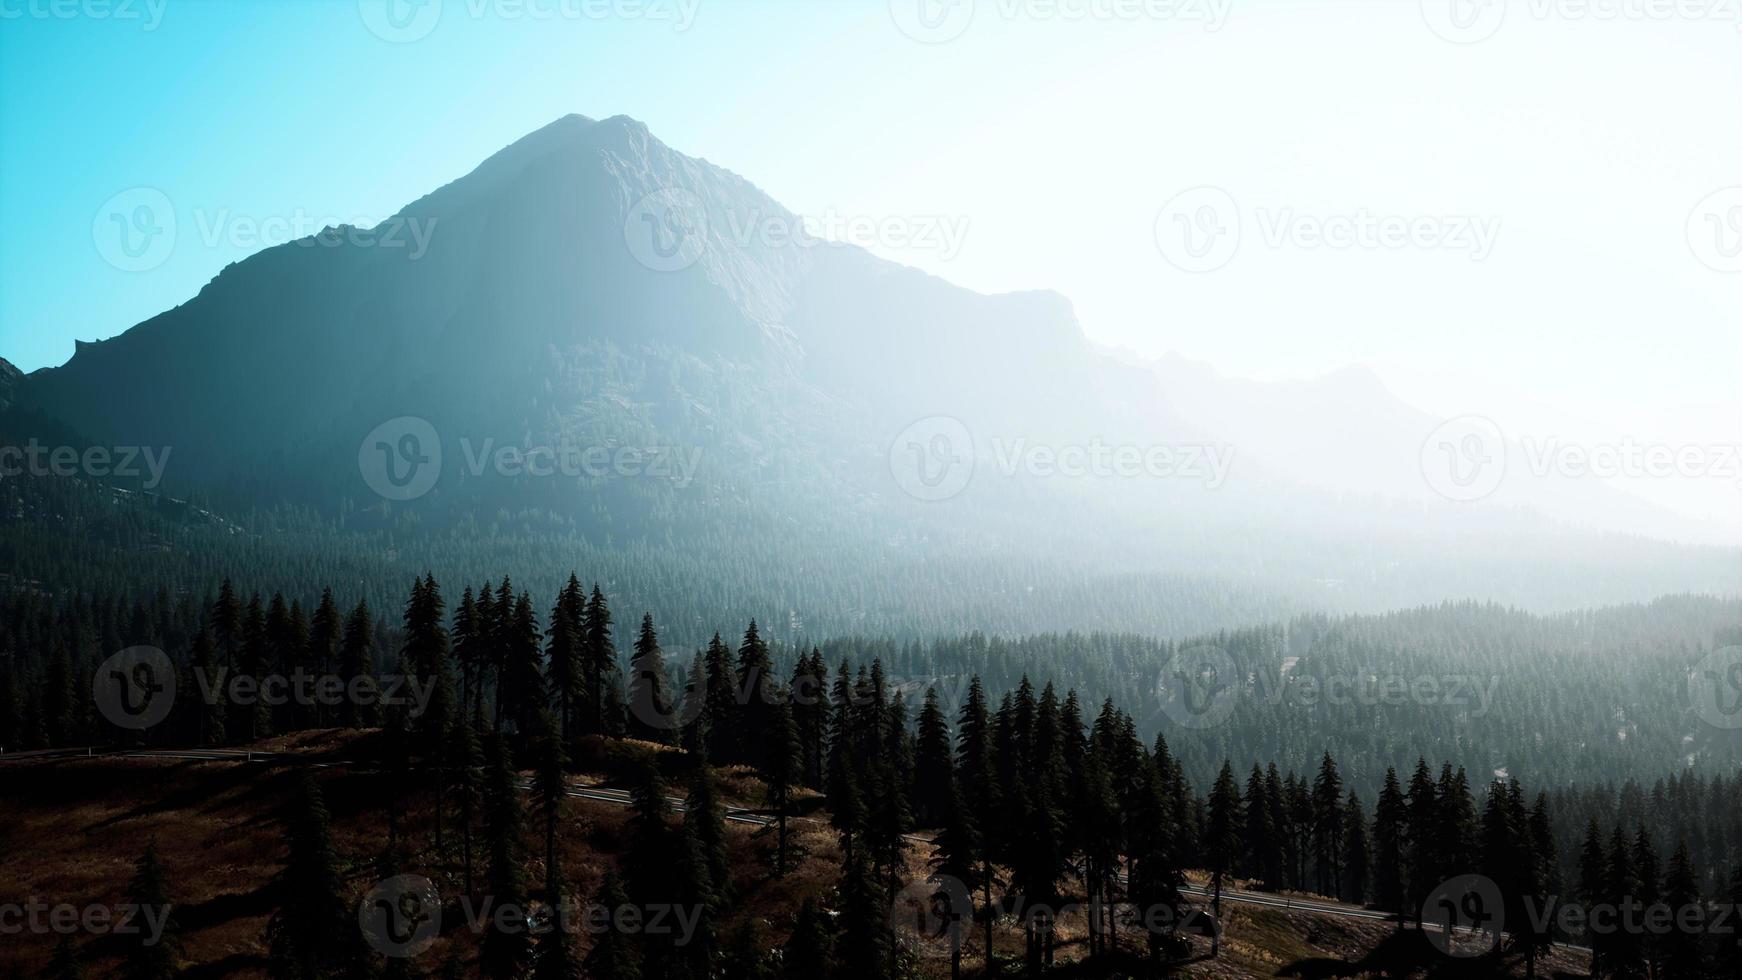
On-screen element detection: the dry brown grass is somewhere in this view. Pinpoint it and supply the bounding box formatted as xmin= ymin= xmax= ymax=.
xmin=0 ymin=739 xmax=1592 ymax=979
xmin=0 ymin=734 xmax=847 ymax=978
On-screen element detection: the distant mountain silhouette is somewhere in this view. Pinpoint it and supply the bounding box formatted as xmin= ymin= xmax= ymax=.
xmin=7 ymin=114 xmax=1736 ymax=615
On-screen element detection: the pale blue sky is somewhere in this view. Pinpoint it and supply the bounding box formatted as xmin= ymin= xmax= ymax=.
xmin=2 ymin=0 xmax=1738 ymax=530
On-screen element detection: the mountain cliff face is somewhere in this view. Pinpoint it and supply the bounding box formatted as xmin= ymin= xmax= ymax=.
xmin=0 ymin=357 xmax=18 ymax=412
xmin=17 ymin=115 xmax=1146 ymax=508
xmin=6 ymin=114 xmax=1737 ymax=619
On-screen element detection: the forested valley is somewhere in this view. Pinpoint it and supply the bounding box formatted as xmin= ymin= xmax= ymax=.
xmin=4 ymin=573 xmax=1741 ymax=978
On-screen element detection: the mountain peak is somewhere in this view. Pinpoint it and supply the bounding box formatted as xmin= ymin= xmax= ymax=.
xmin=1318 ymin=363 xmax=1391 ymax=397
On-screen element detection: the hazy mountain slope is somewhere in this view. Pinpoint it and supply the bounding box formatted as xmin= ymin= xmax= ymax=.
xmin=1148 ymin=352 xmax=1723 ymax=545
xmin=7 ymin=114 xmax=1738 ymax=621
